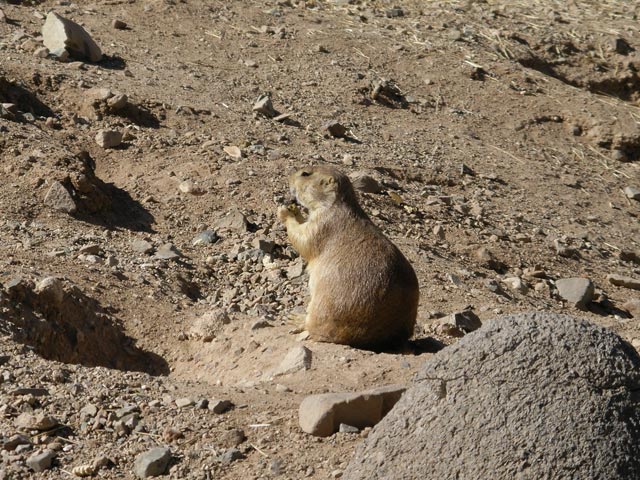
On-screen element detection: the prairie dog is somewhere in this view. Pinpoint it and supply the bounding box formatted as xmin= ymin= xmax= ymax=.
xmin=277 ymin=165 xmax=419 ymax=350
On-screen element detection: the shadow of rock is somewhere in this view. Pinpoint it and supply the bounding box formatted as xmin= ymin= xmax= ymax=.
xmin=516 ymin=50 xmax=640 ymax=104
xmin=98 ymin=54 xmax=127 ymax=70
xmin=0 ymin=74 xmax=53 ymax=119
xmin=76 ymin=181 xmax=156 ymax=233
xmin=408 ymin=336 xmax=446 ymax=354
xmin=58 ymin=151 xmax=155 ymax=232
xmin=1 ymin=278 xmax=169 ymax=375
xmin=588 ymin=298 xmax=633 ymax=319
xmin=363 ymin=336 xmax=446 ymax=355
xmin=80 ymin=90 xmax=160 ymax=129
xmin=117 ymin=103 xmax=160 ymax=128
xmin=360 ymin=79 xmax=409 ymax=109
xmin=279 ymin=116 xmax=302 ymax=128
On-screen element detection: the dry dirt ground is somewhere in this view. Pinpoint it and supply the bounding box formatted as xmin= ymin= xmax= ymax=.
xmin=1 ymin=0 xmax=639 ymax=478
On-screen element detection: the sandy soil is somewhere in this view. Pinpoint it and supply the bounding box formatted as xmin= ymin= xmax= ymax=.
xmin=0 ymin=0 xmax=639 ymax=478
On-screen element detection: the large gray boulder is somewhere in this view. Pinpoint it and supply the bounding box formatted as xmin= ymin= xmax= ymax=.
xmin=344 ymin=312 xmax=640 ymax=480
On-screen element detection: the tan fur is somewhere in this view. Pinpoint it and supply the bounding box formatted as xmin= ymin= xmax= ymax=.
xmin=277 ymin=165 xmax=419 ymax=350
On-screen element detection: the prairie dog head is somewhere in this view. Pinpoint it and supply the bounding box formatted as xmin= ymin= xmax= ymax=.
xmin=289 ymin=166 xmax=358 ymax=211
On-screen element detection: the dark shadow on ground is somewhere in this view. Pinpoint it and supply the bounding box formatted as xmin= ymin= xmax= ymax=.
xmin=68 ymin=151 xmax=156 ymax=233
xmin=588 ymin=299 xmax=633 ymax=319
xmin=359 ymin=336 xmax=446 ymax=355
xmin=98 ymin=54 xmax=127 ymax=71
xmin=75 ymin=182 xmax=156 ymax=233
xmin=116 ymin=103 xmax=160 ymax=128
xmin=2 ymin=280 xmax=169 ymax=375
xmin=407 ymin=337 xmax=446 ymax=355
xmin=0 ymin=76 xmax=53 ymax=119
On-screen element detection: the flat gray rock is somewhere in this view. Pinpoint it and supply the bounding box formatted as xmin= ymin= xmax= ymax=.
xmin=220 ymin=448 xmax=244 ymax=465
xmin=26 ymin=450 xmax=55 ymax=473
xmin=299 ymin=385 xmax=405 ymax=437
xmin=42 ymin=12 xmax=102 ymax=62
xmin=3 ymin=434 xmax=31 ymax=451
xmin=44 ymin=181 xmax=77 ymax=214
xmin=134 ymin=447 xmax=171 ymax=478
xmin=555 ymin=277 xmax=594 ymax=308
xmin=608 ymin=274 xmax=640 ymax=291
xmin=274 ymin=346 xmax=312 ymax=376
xmin=192 ymin=230 xmax=219 ymax=246
xmin=155 ymin=243 xmax=181 ymax=260
xmin=344 ymin=312 xmax=640 ymax=480
xmin=213 ymin=209 xmax=248 ymax=232
xmin=131 ymin=240 xmax=154 ymax=254
xmin=14 ymin=412 xmax=59 ymax=431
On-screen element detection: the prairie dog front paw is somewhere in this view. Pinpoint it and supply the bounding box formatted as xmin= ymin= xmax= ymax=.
xmin=277 ymin=205 xmax=292 ymax=222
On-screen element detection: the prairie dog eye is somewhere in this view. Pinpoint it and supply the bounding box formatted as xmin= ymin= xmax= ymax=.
xmin=300 ymin=171 xmax=312 ymax=177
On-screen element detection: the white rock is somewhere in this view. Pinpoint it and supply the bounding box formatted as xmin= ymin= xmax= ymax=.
xmin=178 ymin=181 xmax=194 ymax=193
xmin=95 ymin=130 xmax=122 ymax=148
xmin=624 ymin=186 xmax=640 ymax=200
xmin=178 ymin=180 xmax=205 ymax=195
xmin=42 ymin=12 xmax=102 ymax=62
xmin=502 ymin=276 xmax=528 ymax=294
xmin=223 ymin=145 xmax=243 ymax=159
xmin=275 ymin=346 xmax=312 ymax=376
xmin=175 ymin=397 xmax=194 ymax=408
xmin=107 ymin=93 xmax=128 ymax=111
xmin=190 ymin=309 xmax=230 ymax=342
